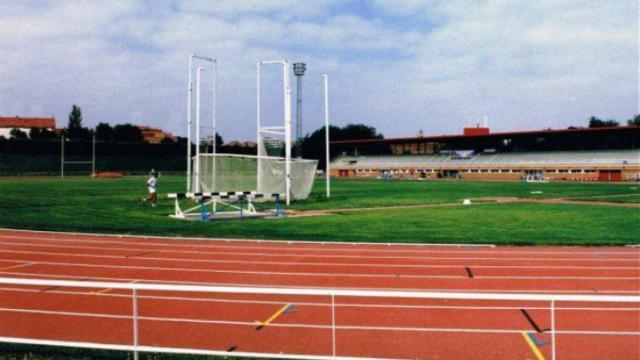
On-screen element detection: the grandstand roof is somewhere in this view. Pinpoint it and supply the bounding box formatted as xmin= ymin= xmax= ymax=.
xmin=332 ymin=150 xmax=640 ymax=167
xmin=331 ymin=126 xmax=639 ymax=145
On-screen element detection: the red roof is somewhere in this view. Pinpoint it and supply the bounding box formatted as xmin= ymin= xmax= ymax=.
xmin=331 ymin=126 xmax=640 ymax=145
xmin=0 ymin=116 xmax=56 ymax=129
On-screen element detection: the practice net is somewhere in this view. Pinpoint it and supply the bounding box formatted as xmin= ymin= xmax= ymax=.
xmin=192 ymin=153 xmax=317 ymax=200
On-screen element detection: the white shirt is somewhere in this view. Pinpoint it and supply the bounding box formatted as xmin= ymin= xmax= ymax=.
xmin=147 ymin=177 xmax=157 ymax=193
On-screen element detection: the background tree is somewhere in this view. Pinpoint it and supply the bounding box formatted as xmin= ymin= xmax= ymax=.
xmin=112 ymin=124 xmax=143 ymax=143
xmin=95 ymin=122 xmax=114 ymax=142
xmin=203 ymin=133 xmax=224 ymax=152
xmin=9 ymin=128 xmax=28 ymax=140
xmin=628 ymin=114 xmax=640 ymax=126
xmin=300 ymin=123 xmax=388 ymax=169
xmin=29 ymin=128 xmax=58 ymax=140
xmin=588 ymin=116 xmax=619 ymax=128
xmin=65 ymin=105 xmax=92 ymax=140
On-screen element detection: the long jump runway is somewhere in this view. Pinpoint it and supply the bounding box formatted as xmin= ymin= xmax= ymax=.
xmin=0 ymin=229 xmax=638 ymax=359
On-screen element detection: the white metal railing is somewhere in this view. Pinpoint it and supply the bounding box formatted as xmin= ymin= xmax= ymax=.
xmin=0 ymin=277 xmax=637 ymax=360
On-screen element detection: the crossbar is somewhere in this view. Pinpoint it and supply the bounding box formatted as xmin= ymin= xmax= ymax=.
xmin=168 ymin=192 xmax=282 ymax=200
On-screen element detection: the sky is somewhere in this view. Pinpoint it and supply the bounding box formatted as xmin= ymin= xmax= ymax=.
xmin=0 ymin=0 xmax=638 ymax=142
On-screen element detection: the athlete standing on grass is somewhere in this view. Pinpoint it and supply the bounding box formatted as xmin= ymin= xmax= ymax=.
xmin=141 ymin=169 xmax=158 ymax=207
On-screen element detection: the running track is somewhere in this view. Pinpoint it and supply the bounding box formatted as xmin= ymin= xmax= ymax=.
xmin=0 ymin=229 xmax=638 ymax=359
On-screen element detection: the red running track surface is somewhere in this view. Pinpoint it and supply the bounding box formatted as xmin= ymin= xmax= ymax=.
xmin=0 ymin=229 xmax=638 ymax=359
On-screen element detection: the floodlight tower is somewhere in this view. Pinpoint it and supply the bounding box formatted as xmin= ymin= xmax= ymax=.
xmin=293 ymin=63 xmax=306 ymax=143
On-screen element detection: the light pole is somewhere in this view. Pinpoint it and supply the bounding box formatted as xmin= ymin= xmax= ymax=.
xmin=293 ymin=62 xmax=306 ymax=156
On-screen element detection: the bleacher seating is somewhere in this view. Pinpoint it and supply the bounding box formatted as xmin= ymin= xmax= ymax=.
xmin=332 ymin=150 xmax=640 ymax=168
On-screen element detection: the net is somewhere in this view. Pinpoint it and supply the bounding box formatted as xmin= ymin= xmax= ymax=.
xmin=0 ymin=277 xmax=638 ymax=360
xmin=192 ymin=153 xmax=317 ymax=200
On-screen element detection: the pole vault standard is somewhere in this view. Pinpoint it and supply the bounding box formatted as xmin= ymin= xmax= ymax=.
xmin=186 ymin=54 xmax=216 ymax=193
xmin=257 ymin=60 xmax=293 ymax=205
xmin=323 ymin=74 xmax=330 ymax=198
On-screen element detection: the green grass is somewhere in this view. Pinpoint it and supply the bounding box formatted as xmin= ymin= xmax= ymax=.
xmin=0 ymin=176 xmax=638 ymax=245
xmin=294 ymin=178 xmax=640 ymax=210
xmin=573 ymin=193 xmax=640 ymax=203
xmin=0 ymin=177 xmax=638 ymax=360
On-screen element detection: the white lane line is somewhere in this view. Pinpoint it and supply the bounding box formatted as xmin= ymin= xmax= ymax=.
xmin=2 ymin=271 xmax=639 ymax=295
xmin=0 ymin=257 xmax=637 ymax=281
xmin=0 ymin=307 xmax=638 ymax=336
xmin=1 ymin=240 xmax=638 ymax=263
xmin=0 ymin=227 xmax=499 ymax=249
xmin=2 ymin=232 xmax=637 ymax=257
xmin=0 ymin=286 xmax=637 ymax=312
xmin=2 ymin=248 xmax=638 ymax=271
xmin=0 ymin=262 xmax=35 ymax=272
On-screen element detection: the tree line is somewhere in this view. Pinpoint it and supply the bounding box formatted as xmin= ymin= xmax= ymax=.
xmin=587 ymin=114 xmax=639 ymax=128
xmin=5 ymin=105 xmax=185 ymax=144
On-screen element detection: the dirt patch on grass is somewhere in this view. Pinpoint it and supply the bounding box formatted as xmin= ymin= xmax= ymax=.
xmin=287 ymin=196 xmax=639 ymax=217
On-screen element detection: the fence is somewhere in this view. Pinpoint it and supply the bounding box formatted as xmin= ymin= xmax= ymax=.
xmin=0 ymin=277 xmax=638 ymax=359
xmin=0 ymin=139 xmax=258 ymax=176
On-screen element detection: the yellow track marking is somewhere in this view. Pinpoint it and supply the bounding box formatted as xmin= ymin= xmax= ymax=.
xmin=255 ymin=304 xmax=291 ymax=328
xmin=92 ymin=288 xmax=113 ymax=295
xmin=521 ymin=332 xmax=547 ymax=360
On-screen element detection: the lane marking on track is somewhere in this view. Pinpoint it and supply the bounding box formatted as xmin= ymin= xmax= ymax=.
xmin=92 ymin=288 xmax=112 ymax=295
xmin=520 ymin=309 xmax=549 ymax=333
xmin=2 ymin=270 xmax=639 ymax=295
xmin=527 ymin=333 xmax=550 ymax=347
xmin=0 ymin=238 xmax=638 ymax=262
xmin=0 ymin=306 xmax=638 ymax=336
xmin=2 ymin=285 xmax=638 ymax=312
xmin=5 ymin=227 xmax=638 ymax=255
xmin=0 ymin=235 xmax=637 ymax=260
xmin=521 ymin=331 xmax=547 ymax=360
xmin=255 ymin=304 xmax=293 ymax=330
xmin=4 ymin=229 xmax=638 ymax=257
xmin=0 ymin=228 xmax=500 ymax=249
xmin=2 ymin=248 xmax=638 ymax=271
xmin=1 ymin=256 xmax=638 ymax=282
xmin=465 ymin=267 xmax=474 ymax=279
xmin=126 ymin=251 xmax=155 ymax=259
xmin=6 ymin=257 xmax=640 ymax=281
xmin=0 ymin=262 xmax=35 ymax=272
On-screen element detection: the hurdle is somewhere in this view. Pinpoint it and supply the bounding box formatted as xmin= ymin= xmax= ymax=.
xmin=168 ymin=191 xmax=284 ymax=220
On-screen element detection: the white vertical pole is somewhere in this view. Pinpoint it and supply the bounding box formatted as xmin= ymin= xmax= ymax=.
xmin=551 ymin=300 xmax=556 ymax=360
xmin=331 ymin=293 xmax=336 ymax=357
xmin=256 ymin=62 xmax=262 ymax=192
xmin=283 ymin=61 xmax=292 ymax=206
xmin=212 ymin=60 xmax=217 ymax=191
xmin=323 ymin=74 xmax=330 ymax=198
xmin=60 ymin=135 xmax=64 ymax=179
xmin=186 ymin=55 xmax=194 ymax=193
xmin=132 ymin=288 xmax=139 ymax=360
xmin=92 ymin=134 xmax=96 ymax=176
xmin=195 ymin=66 xmax=203 ymax=193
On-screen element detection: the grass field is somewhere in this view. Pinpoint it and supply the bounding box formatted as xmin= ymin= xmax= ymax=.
xmin=573 ymin=193 xmax=640 ymax=203
xmin=0 ymin=176 xmax=638 ymax=245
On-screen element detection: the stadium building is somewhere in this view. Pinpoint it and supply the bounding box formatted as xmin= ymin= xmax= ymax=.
xmin=330 ymin=125 xmax=640 ymax=182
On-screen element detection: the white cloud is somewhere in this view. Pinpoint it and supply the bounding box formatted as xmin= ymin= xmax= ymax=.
xmin=0 ymin=0 xmax=636 ymax=141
